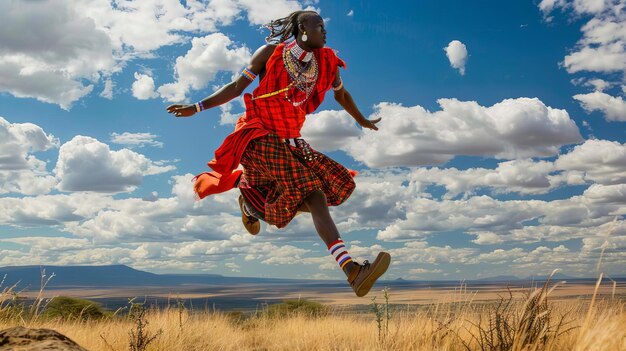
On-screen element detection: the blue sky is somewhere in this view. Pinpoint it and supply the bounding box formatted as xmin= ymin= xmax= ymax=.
xmin=1 ymin=0 xmax=625 ymax=280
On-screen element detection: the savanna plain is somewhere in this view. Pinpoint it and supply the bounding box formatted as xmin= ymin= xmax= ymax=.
xmin=1 ymin=271 xmax=625 ymax=351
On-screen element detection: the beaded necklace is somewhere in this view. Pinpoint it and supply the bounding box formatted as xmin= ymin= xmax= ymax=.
xmin=282 ymin=41 xmax=318 ymax=107
xmin=286 ymin=40 xmax=314 ymax=62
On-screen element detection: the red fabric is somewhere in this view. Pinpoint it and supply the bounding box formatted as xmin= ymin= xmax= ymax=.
xmin=195 ymin=44 xmax=346 ymax=199
xmin=238 ymin=135 xmax=355 ymax=228
xmin=193 ymin=169 xmax=242 ymax=200
xmin=250 ymin=43 xmax=346 ymax=139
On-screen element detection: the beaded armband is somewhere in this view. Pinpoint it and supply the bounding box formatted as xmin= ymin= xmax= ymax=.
xmin=242 ymin=67 xmax=257 ymax=81
xmin=332 ymin=78 xmax=343 ymax=91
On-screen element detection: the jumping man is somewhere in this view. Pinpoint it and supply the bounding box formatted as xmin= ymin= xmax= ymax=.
xmin=166 ymin=10 xmax=390 ymax=297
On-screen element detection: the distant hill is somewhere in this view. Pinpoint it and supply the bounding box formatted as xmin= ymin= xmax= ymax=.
xmin=0 ymin=265 xmax=608 ymax=291
xmin=474 ymin=275 xmax=520 ymax=282
xmin=0 ymin=264 xmax=295 ymax=290
xmin=524 ymin=272 xmax=578 ymax=281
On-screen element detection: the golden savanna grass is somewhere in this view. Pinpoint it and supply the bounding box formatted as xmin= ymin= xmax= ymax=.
xmin=1 ymin=274 xmax=625 ymax=350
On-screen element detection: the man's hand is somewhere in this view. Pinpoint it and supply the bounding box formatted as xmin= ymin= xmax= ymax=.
xmin=358 ymin=117 xmax=381 ymax=131
xmin=166 ymin=104 xmax=196 ymax=118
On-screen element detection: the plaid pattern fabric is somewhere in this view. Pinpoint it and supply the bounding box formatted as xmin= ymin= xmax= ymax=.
xmin=239 ymin=134 xmax=355 ymax=228
xmin=250 ymin=43 xmax=346 ymax=139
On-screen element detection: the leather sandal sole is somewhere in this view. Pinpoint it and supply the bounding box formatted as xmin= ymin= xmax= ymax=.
xmin=355 ymin=252 xmax=391 ymax=297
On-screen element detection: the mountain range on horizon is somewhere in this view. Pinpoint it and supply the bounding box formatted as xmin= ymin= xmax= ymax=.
xmin=0 ymin=264 xmax=614 ymax=290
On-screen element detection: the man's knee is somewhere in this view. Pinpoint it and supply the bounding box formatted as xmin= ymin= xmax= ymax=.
xmin=304 ymin=189 xmax=326 ymax=207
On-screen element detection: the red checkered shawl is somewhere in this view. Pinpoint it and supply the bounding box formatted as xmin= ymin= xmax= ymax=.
xmin=194 ymin=44 xmax=346 ymax=199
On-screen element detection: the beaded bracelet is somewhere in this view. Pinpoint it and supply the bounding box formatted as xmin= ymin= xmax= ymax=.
xmin=241 ymin=67 xmax=257 ymax=81
xmin=195 ymin=102 xmax=204 ymax=112
xmin=332 ymin=78 xmax=343 ymax=91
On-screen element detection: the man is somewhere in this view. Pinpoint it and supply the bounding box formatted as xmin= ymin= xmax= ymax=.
xmin=167 ymin=10 xmax=390 ymax=297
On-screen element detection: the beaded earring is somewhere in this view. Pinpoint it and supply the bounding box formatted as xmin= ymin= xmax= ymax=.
xmin=302 ymin=31 xmax=308 ymax=42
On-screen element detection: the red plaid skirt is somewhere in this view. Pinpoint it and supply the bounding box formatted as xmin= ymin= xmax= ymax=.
xmin=238 ymin=134 xmax=355 ymax=228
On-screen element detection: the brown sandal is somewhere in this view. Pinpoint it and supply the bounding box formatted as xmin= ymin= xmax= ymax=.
xmin=347 ymin=252 xmax=391 ymax=297
xmin=239 ymin=195 xmax=260 ymax=235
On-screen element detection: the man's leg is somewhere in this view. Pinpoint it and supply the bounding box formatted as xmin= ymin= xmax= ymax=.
xmin=303 ymin=189 xmax=356 ymax=277
xmin=303 ymin=189 xmax=391 ymax=297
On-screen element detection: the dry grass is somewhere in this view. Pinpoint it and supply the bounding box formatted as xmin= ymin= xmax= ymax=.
xmin=2 ymin=275 xmax=626 ymax=350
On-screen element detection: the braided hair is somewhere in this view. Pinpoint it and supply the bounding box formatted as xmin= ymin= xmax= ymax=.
xmin=264 ymin=10 xmax=318 ymax=44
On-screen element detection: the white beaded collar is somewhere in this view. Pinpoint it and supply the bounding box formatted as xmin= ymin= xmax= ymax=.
xmin=286 ymin=40 xmax=313 ymax=63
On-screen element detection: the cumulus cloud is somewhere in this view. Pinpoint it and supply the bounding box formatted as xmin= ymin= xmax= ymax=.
xmin=444 ymin=40 xmax=468 ymax=75
xmin=0 ymin=0 xmax=115 ymax=110
xmin=132 ymin=73 xmax=158 ymax=100
xmin=408 ymin=159 xmax=557 ymax=198
xmin=374 ymin=185 xmax=624 ymax=243
xmin=110 ymin=132 xmax=164 ymax=148
xmin=555 ymin=139 xmax=626 ymax=184
xmin=55 ymin=136 xmax=174 ymax=193
xmin=323 ymin=97 xmax=583 ymax=168
xmin=0 ymin=0 xmax=313 ymax=109
xmin=219 ymin=96 xmax=245 ymax=125
xmin=571 ymin=77 xmax=614 ymax=92
xmin=296 ymin=139 xmax=622 ymax=217
xmin=236 ymin=0 xmax=318 ymax=25
xmin=1 ymin=166 xmax=625 ymax=278
xmin=540 ymin=0 xmax=626 ymax=76
xmin=157 ymin=33 xmax=251 ymax=102
xmin=300 ymin=110 xmax=361 ymax=151
xmin=573 ymin=91 xmax=626 ymax=121
xmin=0 ymin=117 xmax=59 ymax=195
xmin=538 ymin=0 xmax=568 ymax=15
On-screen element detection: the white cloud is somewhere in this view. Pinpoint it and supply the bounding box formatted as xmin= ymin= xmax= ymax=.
xmin=236 ymin=0 xmax=318 ymax=25
xmin=0 ymin=0 xmax=115 ymax=110
xmin=317 ymin=139 xmax=625 ymax=206
xmin=376 ymin=195 xmax=545 ymax=241
xmin=333 ymin=98 xmax=582 ymax=168
xmin=444 ymin=40 xmax=468 ymax=75
xmin=300 ymin=110 xmax=361 ymax=151
xmin=555 ymin=139 xmax=626 ymax=184
xmin=100 ymin=77 xmax=114 ymax=99
xmin=225 ymin=262 xmax=241 ymax=272
xmin=573 ymin=91 xmax=626 ymax=121
xmin=571 ymin=0 xmax=622 ymax=15
xmin=408 ymin=159 xmax=557 ymax=198
xmin=55 ymin=136 xmax=174 ymax=193
xmin=110 ymin=132 xmax=163 ymax=148
xmin=132 ymin=73 xmax=158 ymax=100
xmin=0 ymin=117 xmax=59 ymax=171
xmin=219 ymin=96 xmax=245 ymax=125
xmin=583 ymin=183 xmax=626 ymax=203
xmin=157 ymin=33 xmax=251 ymax=102
xmin=387 ymin=241 xmax=476 ymax=265
xmin=0 ymin=0 xmax=314 ymax=109
xmin=0 ymin=117 xmax=59 ymax=195
xmin=0 ymin=192 xmax=112 ymax=227
xmin=538 ymin=0 xmax=568 ymax=15
xmin=1 ymin=164 xmax=625 ymax=278
xmin=261 ymin=244 xmax=310 ymax=265
xmin=471 ymin=232 xmax=504 ymax=245
xmin=540 ymin=0 xmax=626 ymax=75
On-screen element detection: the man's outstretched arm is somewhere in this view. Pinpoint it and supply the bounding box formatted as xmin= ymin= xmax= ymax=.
xmin=166 ymin=44 xmax=276 ymax=118
xmin=332 ymin=71 xmax=381 ymax=130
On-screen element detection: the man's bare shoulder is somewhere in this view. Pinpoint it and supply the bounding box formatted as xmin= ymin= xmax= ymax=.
xmin=253 ymin=44 xmax=278 ymax=59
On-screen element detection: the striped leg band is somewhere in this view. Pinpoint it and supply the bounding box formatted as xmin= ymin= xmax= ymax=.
xmin=328 ymin=239 xmax=353 ymax=269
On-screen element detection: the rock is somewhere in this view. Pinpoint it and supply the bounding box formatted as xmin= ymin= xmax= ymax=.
xmin=0 ymin=326 xmax=88 ymax=351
